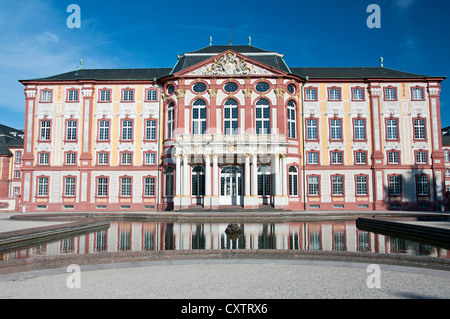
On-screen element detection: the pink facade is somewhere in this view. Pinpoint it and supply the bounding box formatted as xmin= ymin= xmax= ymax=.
xmin=18 ymin=45 xmax=446 ymax=212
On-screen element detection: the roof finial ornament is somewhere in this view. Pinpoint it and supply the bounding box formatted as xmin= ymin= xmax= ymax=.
xmin=379 ymin=57 xmax=384 ymax=68
xmin=209 ymin=36 xmax=212 ymax=46
xmin=248 ymin=36 xmax=251 ymax=46
xmin=226 ymin=24 xmax=233 ymax=45
xmin=80 ymin=59 xmax=84 ymax=70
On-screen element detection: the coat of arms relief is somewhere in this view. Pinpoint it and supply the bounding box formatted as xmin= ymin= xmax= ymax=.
xmin=189 ymin=52 xmax=272 ymax=76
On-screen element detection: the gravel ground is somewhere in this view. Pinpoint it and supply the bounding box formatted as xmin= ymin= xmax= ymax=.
xmin=0 ymin=259 xmax=448 ymax=299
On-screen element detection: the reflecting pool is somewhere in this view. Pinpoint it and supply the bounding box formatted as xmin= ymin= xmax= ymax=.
xmin=2 ymin=220 xmax=449 ymax=261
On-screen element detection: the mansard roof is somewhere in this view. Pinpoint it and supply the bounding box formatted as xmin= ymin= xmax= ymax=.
xmin=20 ymin=44 xmax=444 ymax=83
xmin=20 ymin=68 xmax=173 ymax=82
xmin=171 ymin=45 xmax=291 ymax=74
xmin=0 ymin=124 xmax=24 ymax=156
xmin=290 ymin=67 xmax=432 ymax=80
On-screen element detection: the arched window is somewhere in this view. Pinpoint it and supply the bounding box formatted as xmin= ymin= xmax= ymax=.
xmin=192 ymin=99 xmax=207 ymax=134
xmin=165 ymin=167 xmax=174 ymax=196
xmin=167 ymin=101 xmax=175 ymax=139
xmin=287 ymin=100 xmax=296 ymax=139
xmin=224 ymin=98 xmax=238 ymax=135
xmin=256 ymin=98 xmax=270 ymax=134
xmin=192 ymin=166 xmax=205 ymax=196
xmin=288 ymin=166 xmax=298 ymax=196
xmin=257 ymin=165 xmax=271 ymax=196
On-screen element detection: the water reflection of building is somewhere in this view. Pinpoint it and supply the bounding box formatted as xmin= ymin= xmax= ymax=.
xmin=2 ymin=221 xmax=449 ymax=261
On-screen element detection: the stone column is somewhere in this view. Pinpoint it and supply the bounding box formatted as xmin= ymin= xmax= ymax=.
xmin=251 ymin=154 xmax=258 ymax=197
xmin=272 ymin=154 xmax=281 ymax=197
xmin=204 ymin=154 xmax=211 ymax=208
xmin=182 ymin=154 xmax=190 ymax=208
xmin=243 ymin=153 xmax=253 ymax=209
xmin=174 ymin=154 xmax=182 ymax=210
xmin=212 ymin=154 xmax=219 ymax=209
xmin=281 ymin=154 xmax=288 ymax=197
xmin=244 ymin=154 xmax=250 ymax=197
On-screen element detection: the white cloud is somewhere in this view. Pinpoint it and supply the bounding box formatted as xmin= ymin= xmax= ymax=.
xmin=0 ymin=1 xmax=119 ymax=127
xmin=36 ymin=32 xmax=59 ymax=44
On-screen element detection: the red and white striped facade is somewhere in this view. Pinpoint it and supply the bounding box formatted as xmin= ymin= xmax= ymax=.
xmin=18 ymin=45 xmax=446 ymax=212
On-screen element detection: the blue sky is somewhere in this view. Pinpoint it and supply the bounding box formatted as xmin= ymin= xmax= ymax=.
xmin=0 ymin=0 xmax=449 ymax=129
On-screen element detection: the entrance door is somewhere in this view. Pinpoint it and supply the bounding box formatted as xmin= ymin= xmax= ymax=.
xmin=220 ymin=166 xmax=242 ymax=205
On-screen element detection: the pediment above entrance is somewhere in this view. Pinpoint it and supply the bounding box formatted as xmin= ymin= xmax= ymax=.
xmin=181 ymin=51 xmax=278 ymax=77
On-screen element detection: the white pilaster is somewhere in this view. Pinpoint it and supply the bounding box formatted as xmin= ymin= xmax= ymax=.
xmin=182 ymin=154 xmax=189 ymax=207
xmin=281 ymin=154 xmax=288 ymax=196
xmin=174 ymin=154 xmax=182 ymax=210
xmin=212 ymin=154 xmax=219 ymax=208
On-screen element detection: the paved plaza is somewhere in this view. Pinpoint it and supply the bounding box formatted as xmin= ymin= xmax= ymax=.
xmin=0 ymin=211 xmax=449 ymax=299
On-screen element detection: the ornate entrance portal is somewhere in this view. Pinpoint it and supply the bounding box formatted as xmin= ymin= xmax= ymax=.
xmin=220 ymin=166 xmax=242 ymax=205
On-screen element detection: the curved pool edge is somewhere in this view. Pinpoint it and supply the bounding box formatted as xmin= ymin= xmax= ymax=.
xmin=0 ymin=220 xmax=110 ymax=253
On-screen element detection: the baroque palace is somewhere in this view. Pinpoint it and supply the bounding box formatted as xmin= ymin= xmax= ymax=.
xmin=18 ymin=44 xmax=446 ymax=212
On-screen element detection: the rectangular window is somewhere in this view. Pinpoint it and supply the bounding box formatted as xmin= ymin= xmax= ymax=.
xmin=389 ymin=175 xmax=401 ymax=196
xmin=98 ymin=120 xmax=110 ymax=141
xmin=64 ymin=177 xmax=76 ymax=197
xmin=331 ymin=151 xmax=343 ymax=164
xmin=14 ymin=170 xmax=20 ymax=179
xmin=386 ymin=119 xmax=398 ymax=140
xmin=355 ymin=151 xmax=366 ymax=164
xmin=145 ymin=120 xmax=156 ymax=140
xmin=66 ymin=120 xmax=77 ymax=140
xmin=388 ymin=151 xmax=400 ymax=164
xmin=306 ymin=119 xmax=318 ymax=140
xmin=412 ymin=88 xmax=424 ymax=100
xmin=121 ymin=153 xmax=132 ymax=165
xmin=446 ymin=169 xmax=450 ymax=178
xmin=67 ymin=90 xmax=79 ymax=102
xmin=288 ymin=167 xmax=298 ymax=196
xmin=329 ymin=88 xmax=341 ymax=100
xmin=332 ymin=176 xmax=344 ymax=196
xmin=98 ymin=153 xmax=109 ymax=165
xmin=40 ymin=120 xmax=51 ymax=141
xmin=255 ymin=103 xmax=270 ymax=134
xmin=97 ymin=178 xmax=108 ymax=197
xmin=121 ymin=177 xmax=132 ymax=197
xmin=307 ymin=152 xmax=319 ymax=164
xmin=145 ymin=153 xmax=156 ymax=165
xmin=15 ymin=151 xmax=22 ymax=164
xmin=146 ymin=90 xmax=157 ymax=101
xmin=66 ymin=152 xmax=76 ymax=165
xmin=122 ymin=120 xmax=133 ymax=140
xmin=41 ymin=90 xmax=52 ymax=102
xmin=167 ymin=106 xmax=174 ymax=139
xmin=100 ymin=90 xmax=111 ymax=102
xmin=356 ymin=176 xmax=368 ymax=195
xmin=37 ymin=177 xmax=48 ymax=197
xmin=123 ymin=90 xmax=134 ymax=101
xmin=417 ymin=175 xmax=428 ymax=195
xmin=385 ymin=88 xmax=397 ymax=100
xmin=352 ymin=88 xmax=364 ymax=100
xmin=445 ymin=150 xmax=450 ymax=162
xmin=308 ymin=176 xmax=320 ymax=196
xmin=330 ymin=119 xmax=342 ymax=140
xmin=39 ymin=153 xmax=49 ymax=165
xmin=305 ymin=88 xmax=317 ymax=101
xmin=415 ymin=151 xmax=427 ymax=164
xmin=413 ymin=118 xmax=426 ymax=140
xmin=354 ymin=119 xmax=366 ymax=140
xmin=144 ymin=177 xmax=156 ymax=196
xmin=165 ymin=169 xmax=174 ymax=196
xmin=287 ymin=103 xmax=296 ymax=139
